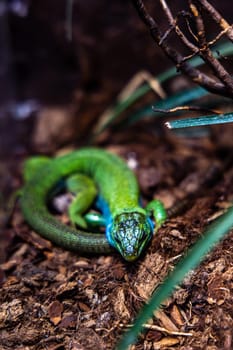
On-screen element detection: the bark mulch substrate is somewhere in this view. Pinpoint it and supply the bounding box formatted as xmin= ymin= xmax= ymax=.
xmin=1 ymin=121 xmax=233 ymax=350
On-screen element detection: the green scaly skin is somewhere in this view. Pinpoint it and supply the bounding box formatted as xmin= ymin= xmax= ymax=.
xmin=21 ymin=148 xmax=166 ymax=261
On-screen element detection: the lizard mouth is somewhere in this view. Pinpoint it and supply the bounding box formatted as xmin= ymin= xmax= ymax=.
xmin=123 ymin=254 xmax=138 ymax=262
xmin=121 ymin=247 xmax=139 ymax=261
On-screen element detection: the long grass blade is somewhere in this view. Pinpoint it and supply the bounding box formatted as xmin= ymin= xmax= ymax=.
xmin=116 ymin=205 xmax=233 ymax=350
xmin=166 ymin=112 xmax=233 ymax=129
xmin=92 ymin=42 xmax=233 ymax=137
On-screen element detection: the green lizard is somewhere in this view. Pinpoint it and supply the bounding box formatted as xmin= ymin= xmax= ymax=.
xmin=20 ymin=148 xmax=166 ymax=261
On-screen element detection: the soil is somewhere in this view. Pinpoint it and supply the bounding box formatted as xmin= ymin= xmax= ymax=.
xmin=0 ymin=2 xmax=233 ymax=349
xmin=1 ymin=115 xmax=233 ymax=350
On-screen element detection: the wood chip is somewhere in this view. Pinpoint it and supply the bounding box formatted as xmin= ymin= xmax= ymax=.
xmin=48 ymin=300 xmax=64 ymax=325
xmin=154 ymin=310 xmax=179 ymax=332
xmin=170 ymin=305 xmax=185 ymax=326
xmin=153 ymin=336 xmax=180 ymax=348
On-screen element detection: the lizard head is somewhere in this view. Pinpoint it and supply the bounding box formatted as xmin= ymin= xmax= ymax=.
xmin=106 ymin=211 xmax=154 ymax=261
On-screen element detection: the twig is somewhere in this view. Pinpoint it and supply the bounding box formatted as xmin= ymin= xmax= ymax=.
xmin=208 ymin=27 xmax=233 ymax=46
xmin=189 ymin=1 xmax=233 ymax=91
xmin=132 ymin=0 xmax=233 ymax=98
xmin=195 ymin=0 xmax=233 ymax=42
xmin=119 ymin=323 xmax=193 ymax=337
xmin=152 ymin=105 xmax=221 ymax=115
xmin=159 ymin=0 xmax=199 ymax=54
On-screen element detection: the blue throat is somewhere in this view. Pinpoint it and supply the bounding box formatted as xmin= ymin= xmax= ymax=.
xmin=94 ymin=195 xmax=114 ymax=246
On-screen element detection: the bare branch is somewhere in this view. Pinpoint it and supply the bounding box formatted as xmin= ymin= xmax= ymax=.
xmin=132 ymin=0 xmax=233 ymax=98
xmin=195 ymin=0 xmax=233 ymax=42
xmin=159 ymin=0 xmax=199 ymax=53
xmin=190 ymin=1 xmax=233 ymax=91
xmin=208 ymin=27 xmax=232 ymax=46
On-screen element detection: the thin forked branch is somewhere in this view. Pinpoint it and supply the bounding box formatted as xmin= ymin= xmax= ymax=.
xmin=195 ymin=0 xmax=233 ymax=42
xmin=190 ymin=1 xmax=233 ymax=91
xmin=132 ymin=0 xmax=233 ymax=98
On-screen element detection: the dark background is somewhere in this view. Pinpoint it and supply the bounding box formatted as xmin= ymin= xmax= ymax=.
xmin=0 ymin=0 xmax=232 ymax=154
